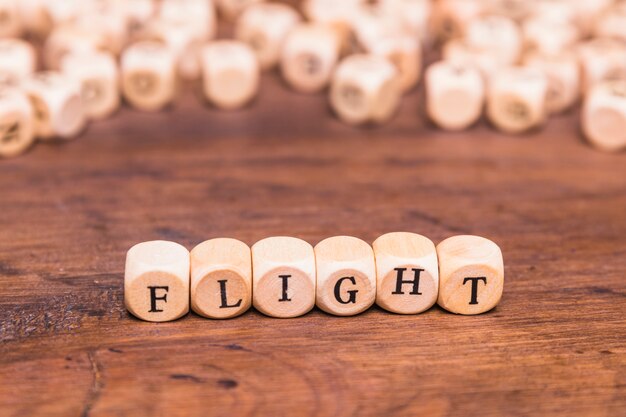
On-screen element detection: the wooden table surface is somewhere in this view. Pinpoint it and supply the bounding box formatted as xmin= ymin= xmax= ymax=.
xmin=1 ymin=72 xmax=625 ymax=417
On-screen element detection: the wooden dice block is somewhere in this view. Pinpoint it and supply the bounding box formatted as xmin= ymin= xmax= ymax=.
xmin=44 ymin=24 xmax=107 ymax=70
xmin=61 ymin=51 xmax=120 ymax=120
xmin=125 ymin=240 xmax=190 ymax=322
xmin=330 ymin=54 xmax=401 ymax=126
xmin=280 ymin=23 xmax=340 ymax=94
xmin=0 ymin=0 xmax=21 ymax=38
xmin=425 ymin=60 xmax=484 ymax=131
xmin=201 ymin=40 xmax=259 ymax=110
xmin=252 ymin=237 xmax=316 ymax=318
xmin=373 ymin=232 xmax=438 ymax=315
xmin=121 ymin=41 xmax=177 ymax=112
xmin=190 ymin=238 xmax=252 ymax=319
xmin=22 ymin=72 xmax=86 ymax=140
xmin=523 ymin=52 xmax=580 ymax=114
xmin=464 ymin=15 xmax=522 ymax=66
xmin=302 ymin=0 xmax=360 ymax=54
xmin=0 ymin=39 xmax=36 ymax=87
xmin=437 ymin=235 xmax=504 ymax=315
xmin=486 ymin=67 xmax=547 ymax=134
xmin=315 ymin=236 xmax=376 ymax=316
xmin=0 ymin=88 xmax=35 ymax=158
xmin=432 ymin=0 xmax=484 ymax=42
xmin=380 ymin=0 xmax=432 ymax=43
xmin=235 ymin=3 xmax=300 ymax=70
xmin=367 ymin=34 xmax=421 ymax=93
xmin=582 ymin=80 xmax=626 ymax=152
xmin=160 ymin=0 xmax=217 ymax=40
xmin=16 ymin=0 xmax=53 ymax=39
xmin=442 ymin=39 xmax=502 ymax=80
xmin=522 ymin=16 xmax=579 ymax=56
xmin=578 ymin=39 xmax=626 ymax=94
xmin=594 ymin=3 xmax=626 ymax=43
xmin=216 ymin=0 xmax=263 ymax=21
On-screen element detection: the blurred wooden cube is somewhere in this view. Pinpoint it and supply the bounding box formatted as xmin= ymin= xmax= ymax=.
xmin=330 ymin=54 xmax=401 ymax=126
xmin=437 ymin=235 xmax=504 ymax=315
xmin=464 ymin=15 xmax=522 ymax=66
xmin=0 ymin=38 xmax=36 ymax=87
xmin=486 ymin=67 xmax=547 ymax=134
xmin=216 ymin=0 xmax=263 ymax=21
xmin=0 ymin=0 xmax=22 ymax=38
xmin=235 ymin=3 xmax=300 ymax=70
xmin=442 ymin=39 xmax=502 ymax=80
xmin=523 ymin=51 xmax=580 ymax=115
xmin=252 ymin=237 xmax=316 ymax=318
xmin=0 ymin=87 xmax=35 ymax=158
xmin=578 ymin=38 xmax=626 ymax=94
xmin=61 ymin=50 xmax=120 ymax=121
xmin=367 ymin=33 xmax=422 ymax=93
xmin=315 ymin=236 xmax=376 ymax=316
xmin=373 ymin=232 xmax=438 ymax=315
xmin=425 ymin=60 xmax=484 ymax=131
xmin=125 ymin=240 xmax=190 ymax=322
xmin=201 ymin=40 xmax=259 ymax=110
xmin=431 ymin=0 xmax=483 ymax=42
xmin=22 ymin=71 xmax=86 ymax=140
xmin=582 ymin=80 xmax=626 ymax=152
xmin=522 ymin=15 xmax=579 ymax=57
xmin=121 ymin=41 xmax=177 ymax=112
xmin=44 ymin=24 xmax=107 ymax=70
xmin=191 ymin=238 xmax=252 ymax=319
xmin=280 ymin=23 xmax=340 ymax=94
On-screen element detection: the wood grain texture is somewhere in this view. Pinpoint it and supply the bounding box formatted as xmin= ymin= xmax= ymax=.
xmin=0 ymin=67 xmax=625 ymax=416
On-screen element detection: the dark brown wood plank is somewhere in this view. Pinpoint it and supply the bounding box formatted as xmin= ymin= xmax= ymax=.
xmin=0 ymin=72 xmax=625 ymax=417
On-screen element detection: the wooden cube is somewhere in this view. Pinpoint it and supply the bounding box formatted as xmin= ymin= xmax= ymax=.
xmin=437 ymin=235 xmax=504 ymax=315
xmin=125 ymin=240 xmax=190 ymax=322
xmin=442 ymin=39 xmax=502 ymax=80
xmin=578 ymin=39 xmax=626 ymax=94
xmin=121 ymin=41 xmax=177 ymax=112
xmin=523 ymin=51 xmax=580 ymax=115
xmin=315 ymin=236 xmax=376 ymax=316
xmin=522 ymin=16 xmax=579 ymax=56
xmin=252 ymin=237 xmax=316 ymax=318
xmin=0 ymin=88 xmax=35 ymax=158
xmin=16 ymin=0 xmax=53 ymax=39
xmin=373 ymin=232 xmax=438 ymax=314
xmin=60 ymin=50 xmax=120 ymax=120
xmin=22 ymin=72 xmax=86 ymax=140
xmin=464 ymin=15 xmax=522 ymax=66
xmin=0 ymin=38 xmax=36 ymax=87
xmin=190 ymin=238 xmax=252 ymax=319
xmin=593 ymin=2 xmax=626 ymax=43
xmin=432 ymin=0 xmax=484 ymax=42
xmin=44 ymin=24 xmax=107 ymax=70
xmin=201 ymin=40 xmax=259 ymax=110
xmin=486 ymin=67 xmax=547 ymax=134
xmin=216 ymin=0 xmax=263 ymax=21
xmin=280 ymin=23 xmax=340 ymax=94
xmin=159 ymin=0 xmax=216 ymax=40
xmin=0 ymin=0 xmax=22 ymax=38
xmin=582 ymin=80 xmax=626 ymax=152
xmin=302 ymin=0 xmax=360 ymax=54
xmin=367 ymin=34 xmax=422 ymax=93
xmin=379 ymin=0 xmax=432 ymax=43
xmin=330 ymin=54 xmax=401 ymax=126
xmin=235 ymin=3 xmax=300 ymax=70
xmin=425 ymin=60 xmax=484 ymax=131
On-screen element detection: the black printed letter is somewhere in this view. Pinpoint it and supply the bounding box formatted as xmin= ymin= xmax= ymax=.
xmin=334 ymin=276 xmax=358 ymax=304
xmin=391 ymin=268 xmax=423 ymax=295
xmin=218 ymin=280 xmax=242 ymax=309
xmin=278 ymin=275 xmax=291 ymax=302
xmin=148 ymin=286 xmax=169 ymax=312
xmin=463 ymin=277 xmax=487 ymax=305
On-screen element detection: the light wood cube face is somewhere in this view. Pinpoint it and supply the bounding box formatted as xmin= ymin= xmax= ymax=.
xmin=594 ymin=3 xmax=626 ymax=43
xmin=442 ymin=39 xmax=502 ymax=80
xmin=281 ymin=24 xmax=340 ymax=94
xmin=379 ymin=0 xmax=432 ymax=42
xmin=61 ymin=51 xmax=120 ymax=120
xmin=426 ymin=61 xmax=484 ymax=131
xmin=578 ymin=39 xmax=626 ymax=93
xmin=252 ymin=237 xmax=316 ymax=318
xmin=0 ymin=0 xmax=21 ymax=38
xmin=464 ymin=15 xmax=522 ymax=66
xmin=217 ymin=0 xmax=264 ymax=21
xmin=159 ymin=0 xmax=217 ymax=40
xmin=121 ymin=41 xmax=176 ymax=112
xmin=315 ymin=236 xmax=376 ymax=316
xmin=330 ymin=54 xmax=401 ymax=126
xmin=235 ymin=3 xmax=300 ymax=70
xmin=125 ymin=240 xmax=190 ymax=322
xmin=487 ymin=67 xmax=547 ymax=134
xmin=0 ymin=88 xmax=35 ymax=158
xmin=432 ymin=0 xmax=484 ymax=42
xmin=191 ymin=238 xmax=252 ymax=319
xmin=522 ymin=16 xmax=579 ymax=56
xmin=44 ymin=25 xmax=107 ymax=70
xmin=582 ymin=80 xmax=626 ymax=152
xmin=22 ymin=72 xmax=86 ymax=140
xmin=201 ymin=40 xmax=260 ymax=110
xmin=524 ymin=52 xmax=580 ymax=114
xmin=0 ymin=39 xmax=36 ymax=87
xmin=373 ymin=232 xmax=438 ymax=315
xmin=367 ymin=34 xmax=421 ymax=93
xmin=437 ymin=235 xmax=504 ymax=315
